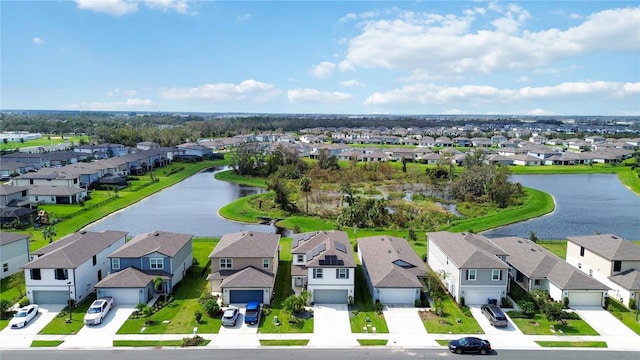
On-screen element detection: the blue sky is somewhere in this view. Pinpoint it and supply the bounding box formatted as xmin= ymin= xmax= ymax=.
xmin=1 ymin=1 xmax=639 ymax=115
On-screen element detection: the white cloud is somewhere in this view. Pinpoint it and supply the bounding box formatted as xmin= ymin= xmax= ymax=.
xmin=107 ymin=88 xmax=138 ymax=97
xmin=237 ymin=13 xmax=252 ymax=22
xmin=569 ymin=13 xmax=583 ymax=20
xmin=32 ymin=37 xmax=45 ymax=45
xmin=340 ymin=7 xmax=639 ymax=76
xmin=159 ymin=79 xmax=277 ymax=102
xmin=528 ymin=108 xmax=558 ymax=115
xmin=75 ymin=0 xmax=138 ymax=16
xmin=341 ymin=80 xmax=364 ymax=87
xmin=144 ymin=0 xmax=192 ymax=14
xmin=516 ymin=76 xmax=530 ymax=83
xmin=311 ymin=61 xmax=336 ymax=78
xmin=66 ymin=98 xmax=157 ymax=111
xmin=287 ymin=88 xmax=353 ymax=104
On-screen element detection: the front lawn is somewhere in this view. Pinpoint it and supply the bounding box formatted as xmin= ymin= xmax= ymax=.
xmin=260 ymin=339 xmax=310 ymax=346
xmin=507 ymin=313 xmax=599 ymax=335
xmin=117 ymin=239 xmax=220 ymax=334
xmin=31 ymin=340 xmax=64 ymax=347
xmin=350 ymin=265 xmax=388 ymax=333
xmin=536 ymin=341 xmax=607 ymax=348
xmin=357 ymin=339 xmax=388 ymax=346
xmin=606 ymin=298 xmax=640 ymax=335
xmin=420 ymin=297 xmax=483 ymax=334
xmin=39 ymin=293 xmax=96 ymax=335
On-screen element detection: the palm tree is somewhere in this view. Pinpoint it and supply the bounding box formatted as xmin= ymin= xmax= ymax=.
xmin=42 ymin=225 xmax=57 ymax=243
xmin=299 ymin=177 xmax=311 ymax=215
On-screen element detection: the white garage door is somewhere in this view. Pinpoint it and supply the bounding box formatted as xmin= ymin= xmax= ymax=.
xmin=101 ymin=288 xmax=142 ymax=305
xmin=569 ymin=292 xmax=602 ymax=306
xmin=464 ymin=290 xmax=501 ymax=305
xmin=314 ymin=290 xmax=348 ymax=304
xmin=379 ymin=288 xmax=417 ymax=304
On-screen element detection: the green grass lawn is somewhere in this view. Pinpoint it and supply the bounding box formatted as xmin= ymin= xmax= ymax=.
xmin=117 ymin=239 xmax=219 ymax=334
xmin=113 ymin=340 xmax=185 ymax=347
xmin=350 ymin=266 xmax=388 ymax=334
xmin=0 ymin=272 xmax=26 ymax=312
xmin=618 ymin=167 xmax=640 ymax=195
xmin=421 ymin=297 xmax=483 ymax=334
xmin=507 ymin=313 xmax=599 ymax=335
xmin=0 ymin=135 xmax=89 ymax=151
xmin=30 ymin=340 xmax=64 ymax=347
xmin=435 ymin=339 xmax=450 ymax=346
xmin=39 ymin=293 xmax=96 ymax=335
xmin=535 ymin=341 xmax=607 ymax=348
xmin=259 ymin=339 xmax=310 ymax=346
xmin=537 ymin=240 xmax=568 ymax=259
xmin=214 ymin=170 xmax=268 ymax=188
xmin=606 ymin=299 xmax=640 ymax=335
xmin=357 ymin=339 xmax=388 ymax=346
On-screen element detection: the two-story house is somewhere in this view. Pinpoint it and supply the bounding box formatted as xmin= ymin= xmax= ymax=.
xmin=0 ymin=184 xmax=30 ymax=207
xmin=22 ymin=230 xmax=127 ymax=305
xmin=358 ymin=235 xmax=427 ymax=305
xmin=427 ymin=231 xmax=510 ymax=305
xmin=95 ymin=231 xmax=193 ymax=305
xmin=208 ymin=231 xmax=280 ymax=305
xmin=290 ymin=231 xmax=356 ymax=304
xmin=566 ymin=234 xmax=640 ymax=308
xmin=1 ymin=232 xmax=30 ymax=279
xmin=489 ymin=237 xmax=609 ymax=307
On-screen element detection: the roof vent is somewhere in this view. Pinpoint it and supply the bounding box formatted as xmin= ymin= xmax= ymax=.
xmin=80 ymin=231 xmax=86 ymax=234
xmin=154 ymin=232 xmax=160 ymax=236
xmin=530 ymin=248 xmax=536 ymax=252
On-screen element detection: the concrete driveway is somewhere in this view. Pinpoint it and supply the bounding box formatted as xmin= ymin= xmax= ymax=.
xmin=0 ymin=304 xmax=65 ymax=348
xmin=467 ymin=305 xmax=541 ymax=350
xmin=469 ymin=305 xmax=523 ymax=335
xmin=58 ymin=305 xmax=135 ymax=348
xmin=209 ymin=306 xmax=260 ymax=348
xmin=308 ymin=304 xmax=358 ymax=347
xmin=383 ymin=305 xmax=435 ymax=347
xmin=572 ymin=305 xmax=638 ymax=350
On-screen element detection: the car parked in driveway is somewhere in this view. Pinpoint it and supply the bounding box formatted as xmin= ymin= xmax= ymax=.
xmin=481 ymin=304 xmax=508 ymax=327
xmin=448 ymin=337 xmax=492 ymax=355
xmin=84 ymin=297 xmax=113 ymax=325
xmin=10 ymin=304 xmax=39 ymax=329
xmin=244 ymin=301 xmax=261 ymax=325
xmin=221 ymin=306 xmax=240 ymax=326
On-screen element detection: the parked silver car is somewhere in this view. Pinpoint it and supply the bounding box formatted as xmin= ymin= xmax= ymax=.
xmin=481 ymin=304 xmax=508 ymax=327
xmin=221 ymin=306 xmax=240 ymax=326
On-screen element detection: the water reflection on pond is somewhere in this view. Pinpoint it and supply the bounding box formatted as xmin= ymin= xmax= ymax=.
xmin=86 ymin=167 xmax=291 ymax=237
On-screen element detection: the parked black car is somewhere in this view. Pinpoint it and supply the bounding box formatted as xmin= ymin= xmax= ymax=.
xmin=481 ymin=304 xmax=508 ymax=327
xmin=448 ymin=337 xmax=492 ymax=354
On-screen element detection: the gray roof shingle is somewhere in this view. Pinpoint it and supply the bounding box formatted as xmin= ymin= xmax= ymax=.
xmin=567 ymin=234 xmax=640 ymax=261
xmin=94 ymin=267 xmax=167 ymax=288
xmin=427 ymin=231 xmax=509 ymax=269
xmin=358 ymin=235 xmax=427 ymax=288
xmin=0 ymin=232 xmax=30 ymax=246
xmin=209 ymin=231 xmax=280 ymax=259
xmin=608 ymin=269 xmax=640 ymax=290
xmin=291 ymin=230 xmax=355 ymax=268
xmin=219 ymin=266 xmax=275 ymax=288
xmin=109 ymin=231 xmax=192 ymax=258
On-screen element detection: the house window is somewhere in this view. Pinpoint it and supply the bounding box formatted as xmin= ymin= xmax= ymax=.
xmin=2 ymin=263 xmax=8 ymax=273
xmin=262 ymin=258 xmax=270 ymax=269
xmin=336 ymin=268 xmax=349 ymax=279
xmin=220 ymin=258 xmax=232 ymax=269
xmin=534 ymin=279 xmax=541 ymax=286
xmin=112 ymin=258 xmax=120 ymax=270
xmin=467 ymin=269 xmax=477 ymax=281
xmin=150 ymin=258 xmax=163 ymax=270
xmin=313 ymin=268 xmax=323 ymax=279
xmin=296 ymin=254 xmax=304 ymax=262
xmin=92 ymin=255 xmax=97 ymax=266
xmin=54 ymin=268 xmax=68 ymax=280
xmin=580 ymin=247 xmax=585 ymax=257
xmin=613 ymin=261 xmax=622 ymax=272
xmin=492 ymin=269 xmax=501 ymax=281
xmin=30 ymin=269 xmax=41 ymax=280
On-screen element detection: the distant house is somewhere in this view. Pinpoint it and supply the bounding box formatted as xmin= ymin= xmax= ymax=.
xmin=290 ymin=231 xmax=356 ymax=304
xmin=488 ymin=237 xmax=608 ymax=307
xmin=23 ymin=230 xmax=127 ymax=305
xmin=358 ymin=235 xmax=427 ymax=305
xmin=208 ymin=231 xmax=280 ymax=305
xmin=95 ymin=231 xmax=193 ymax=305
xmin=0 ymin=184 xmax=30 ymax=208
xmin=1 ymin=232 xmax=30 ymax=280
xmin=12 ymin=169 xmax=81 ymax=188
xmin=427 ymin=231 xmax=509 ymax=305
xmin=136 ymin=141 xmax=160 ymax=151
xmin=566 ymin=234 xmax=640 ymax=308
xmin=28 ymin=185 xmax=87 ymax=205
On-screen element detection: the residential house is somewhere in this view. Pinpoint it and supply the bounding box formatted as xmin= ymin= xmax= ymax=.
xmin=0 ymin=152 xmax=50 ymax=169
xmin=488 ymin=237 xmax=609 ymax=307
xmin=290 ymin=231 xmax=356 ymax=304
xmin=12 ymin=169 xmax=81 ymax=188
xmin=0 ymin=185 xmax=30 ymax=208
xmin=1 ymin=232 xmax=30 ymax=279
xmin=28 ymin=185 xmax=87 ymax=205
xmin=426 ymin=231 xmax=510 ymax=305
xmin=358 ymin=235 xmax=427 ymax=304
xmin=208 ymin=231 xmax=280 ymax=305
xmin=0 ymin=160 xmax=35 ymax=177
xmin=23 ymin=230 xmax=127 ymax=305
xmin=566 ymin=234 xmax=640 ymax=308
xmin=95 ymin=231 xmax=193 ymax=305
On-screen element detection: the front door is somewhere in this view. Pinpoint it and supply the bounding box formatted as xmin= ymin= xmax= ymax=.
xmin=295 ymin=277 xmax=303 ymax=287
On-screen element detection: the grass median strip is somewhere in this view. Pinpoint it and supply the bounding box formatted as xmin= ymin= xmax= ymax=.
xmin=535 ymin=341 xmax=607 ymax=348
xmin=259 ymin=339 xmax=310 ymax=346
xmin=31 ymin=340 xmax=64 ymax=347
xmin=113 ymin=340 xmax=185 ymax=347
xmin=357 ymin=339 xmax=388 ymax=346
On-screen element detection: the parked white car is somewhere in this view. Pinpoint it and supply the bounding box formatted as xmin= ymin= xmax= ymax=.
xmin=10 ymin=304 xmax=39 ymax=329
xmin=84 ymin=297 xmax=113 ymax=325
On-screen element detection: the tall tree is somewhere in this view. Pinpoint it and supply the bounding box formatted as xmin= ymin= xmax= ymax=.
xmin=299 ymin=177 xmax=311 ymax=215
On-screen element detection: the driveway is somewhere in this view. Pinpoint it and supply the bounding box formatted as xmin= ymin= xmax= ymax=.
xmin=383 ymin=305 xmax=434 ymax=347
xmin=572 ymin=305 xmax=638 ymax=349
xmin=469 ymin=305 xmax=523 ymax=335
xmin=58 ymin=305 xmax=135 ymax=348
xmin=0 ymin=304 xmax=65 ymax=349
xmin=209 ymin=306 xmax=259 ymax=348
xmin=308 ymin=304 xmax=358 ymax=347
xmin=468 ymin=305 xmax=540 ymax=350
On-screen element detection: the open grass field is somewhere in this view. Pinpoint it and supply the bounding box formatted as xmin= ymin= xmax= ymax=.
xmin=0 ymin=135 xmax=89 ymax=151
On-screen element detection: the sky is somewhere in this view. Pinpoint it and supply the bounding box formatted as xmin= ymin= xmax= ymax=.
xmin=1 ymin=1 xmax=639 ymax=116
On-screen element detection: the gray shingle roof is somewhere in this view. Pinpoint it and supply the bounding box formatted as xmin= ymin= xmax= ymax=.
xmin=109 ymin=231 xmax=192 ymax=258
xmin=0 ymin=232 xmax=30 ymax=246
xmin=0 ymin=185 xmax=30 ymax=196
xmin=291 ymin=230 xmax=355 ymax=268
xmin=28 ymin=185 xmax=86 ymax=196
xmin=358 ymin=235 xmax=427 ymax=288
xmin=94 ymin=267 xmax=166 ymax=288
xmin=219 ymin=266 xmax=275 ymax=288
xmin=209 ymin=231 xmax=280 ymax=259
xmin=23 ymin=230 xmax=127 ymax=269
xmin=488 ymin=237 xmax=609 ymax=291
xmin=427 ymin=231 xmax=509 ymax=269
xmin=608 ymin=269 xmax=640 ymax=290
xmin=567 ymin=234 xmax=640 ymax=261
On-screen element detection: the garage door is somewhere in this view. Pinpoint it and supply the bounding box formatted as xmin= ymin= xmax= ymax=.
xmin=569 ymin=292 xmax=602 ymax=306
xmin=33 ymin=290 xmax=69 ymax=304
xmin=379 ymin=288 xmax=417 ymax=304
xmin=101 ymin=288 xmax=142 ymax=305
xmin=464 ymin=290 xmax=501 ymax=305
xmin=229 ymin=290 xmax=263 ymax=304
xmin=314 ymin=289 xmax=348 ymax=304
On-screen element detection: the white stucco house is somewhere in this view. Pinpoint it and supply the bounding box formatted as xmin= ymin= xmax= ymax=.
xmin=0 ymin=232 xmax=30 ymax=280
